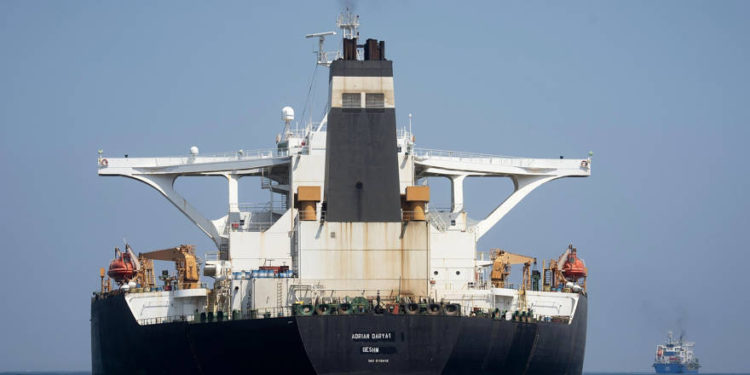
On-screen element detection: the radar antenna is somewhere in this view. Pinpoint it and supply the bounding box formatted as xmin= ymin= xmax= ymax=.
xmin=305 ymin=10 xmax=360 ymax=67
xmin=305 ymin=31 xmax=337 ymax=67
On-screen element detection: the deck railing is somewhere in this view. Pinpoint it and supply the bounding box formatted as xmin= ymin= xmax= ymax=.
xmin=137 ymin=314 xmax=195 ymax=326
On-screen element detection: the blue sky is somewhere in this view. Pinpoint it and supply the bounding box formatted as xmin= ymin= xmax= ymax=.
xmin=1 ymin=0 xmax=748 ymax=372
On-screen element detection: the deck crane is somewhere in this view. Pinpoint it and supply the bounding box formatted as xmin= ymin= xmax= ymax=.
xmin=490 ymin=249 xmax=537 ymax=312
xmin=136 ymin=245 xmax=200 ymax=290
xmin=489 ymin=249 xmax=537 ymax=290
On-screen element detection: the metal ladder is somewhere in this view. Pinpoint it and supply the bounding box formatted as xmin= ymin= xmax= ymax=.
xmin=276 ymin=281 xmax=283 ymax=312
xmin=261 ymin=177 xmax=272 ymax=189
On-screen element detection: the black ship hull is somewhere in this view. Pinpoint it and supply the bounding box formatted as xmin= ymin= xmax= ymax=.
xmin=91 ymin=294 xmax=587 ymax=374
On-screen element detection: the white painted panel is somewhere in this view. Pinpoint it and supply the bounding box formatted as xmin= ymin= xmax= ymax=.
xmin=125 ymin=289 xmax=208 ymax=324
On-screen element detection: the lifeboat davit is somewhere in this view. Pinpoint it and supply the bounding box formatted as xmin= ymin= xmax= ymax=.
xmin=107 ymin=248 xmax=136 ymax=284
xmin=562 ymin=248 xmax=587 ymax=279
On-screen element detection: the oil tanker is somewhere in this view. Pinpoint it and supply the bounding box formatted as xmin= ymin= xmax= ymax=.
xmin=92 ymin=11 xmax=592 ymax=374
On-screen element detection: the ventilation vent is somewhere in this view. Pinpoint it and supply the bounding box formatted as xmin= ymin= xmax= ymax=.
xmin=342 ymin=93 xmax=361 ymax=108
xmin=365 ymin=93 xmax=384 ymax=108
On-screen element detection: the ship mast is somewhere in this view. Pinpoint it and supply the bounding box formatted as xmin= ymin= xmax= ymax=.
xmin=336 ymin=9 xmax=359 ymax=40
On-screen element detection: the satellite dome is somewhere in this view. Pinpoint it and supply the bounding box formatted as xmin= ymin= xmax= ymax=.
xmin=190 ymin=146 xmax=199 ymax=156
xmin=282 ymin=106 xmax=294 ymax=123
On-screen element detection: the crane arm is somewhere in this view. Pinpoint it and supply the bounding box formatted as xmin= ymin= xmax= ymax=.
xmin=556 ymin=249 xmax=570 ymax=271
xmin=490 ymin=249 xmax=536 ymax=265
xmin=489 ymin=249 xmax=537 ymax=288
xmin=138 ymin=245 xmax=200 ymax=289
xmin=500 ymin=253 xmax=536 ymax=265
xmin=140 ymin=247 xmax=184 ymax=261
xmin=125 ymin=244 xmax=141 ymax=272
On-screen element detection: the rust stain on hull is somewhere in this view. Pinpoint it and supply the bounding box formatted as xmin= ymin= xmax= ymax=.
xmin=301 ymin=221 xmax=428 ymax=296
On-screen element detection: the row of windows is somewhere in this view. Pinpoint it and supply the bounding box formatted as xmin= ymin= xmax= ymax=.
xmin=342 ymin=93 xmax=385 ymax=108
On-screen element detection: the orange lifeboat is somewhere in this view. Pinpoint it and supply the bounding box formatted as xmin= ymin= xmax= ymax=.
xmin=107 ymin=248 xmax=136 ymax=284
xmin=562 ymin=248 xmax=587 ymax=280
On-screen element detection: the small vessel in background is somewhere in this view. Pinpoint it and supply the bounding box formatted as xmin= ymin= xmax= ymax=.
xmin=653 ymin=331 xmax=700 ymax=373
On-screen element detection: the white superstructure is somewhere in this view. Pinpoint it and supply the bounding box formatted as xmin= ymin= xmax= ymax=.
xmin=98 ymin=122 xmax=590 ymax=322
xmin=96 ymin=14 xmax=591 ymax=325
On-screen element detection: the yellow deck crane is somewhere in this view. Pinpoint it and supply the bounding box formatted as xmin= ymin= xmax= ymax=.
xmin=490 ymin=249 xmax=536 ymax=289
xmin=490 ymin=249 xmax=537 ymax=311
xmin=135 ymin=244 xmax=200 ymax=290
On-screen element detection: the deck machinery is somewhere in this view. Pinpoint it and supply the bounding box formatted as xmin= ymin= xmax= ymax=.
xmin=91 ymin=11 xmax=592 ymax=375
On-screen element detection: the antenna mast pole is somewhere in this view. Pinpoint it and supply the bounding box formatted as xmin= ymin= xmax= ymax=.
xmin=305 ymin=31 xmax=337 ymax=67
xmin=336 ymin=9 xmax=360 ymax=39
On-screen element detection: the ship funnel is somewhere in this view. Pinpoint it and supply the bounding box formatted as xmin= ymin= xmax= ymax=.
xmin=324 ymin=18 xmax=399 ymax=222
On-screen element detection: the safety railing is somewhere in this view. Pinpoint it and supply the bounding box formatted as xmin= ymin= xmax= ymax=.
xmin=136 ymin=295 xmax=576 ymax=326
xmin=396 ymin=128 xmax=414 ymax=140
xmin=414 ymin=148 xmax=592 ymax=172
xmin=138 ymin=314 xmax=195 ymax=326
xmin=414 ymin=148 xmax=543 ymax=168
xmin=204 ymin=252 xmax=220 ymax=262
xmin=190 ymin=148 xmax=284 ymax=160
xmin=245 ymin=306 xmax=295 ymax=319
xmin=414 ymin=148 xmax=514 ymax=160
xmin=225 ymin=216 xmax=277 ymax=233
xmin=190 ymin=306 xmax=297 ymax=324
xmin=316 ymin=208 xmax=451 ymax=231
xmin=426 ymin=211 xmax=451 ymax=232
xmin=281 ymin=128 xmax=309 ymax=139
xmin=138 ymin=307 xmax=297 ymax=325
xmin=100 ymin=148 xmax=290 ymax=169
xmin=224 ymin=202 xmax=287 ymax=233
xmin=238 ymin=201 xmax=287 ymax=212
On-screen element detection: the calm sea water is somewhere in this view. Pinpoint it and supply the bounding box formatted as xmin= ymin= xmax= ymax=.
xmin=2 ymin=373 xmax=748 ymax=375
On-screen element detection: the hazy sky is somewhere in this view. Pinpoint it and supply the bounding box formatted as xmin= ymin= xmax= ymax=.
xmin=1 ymin=0 xmax=748 ymax=372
